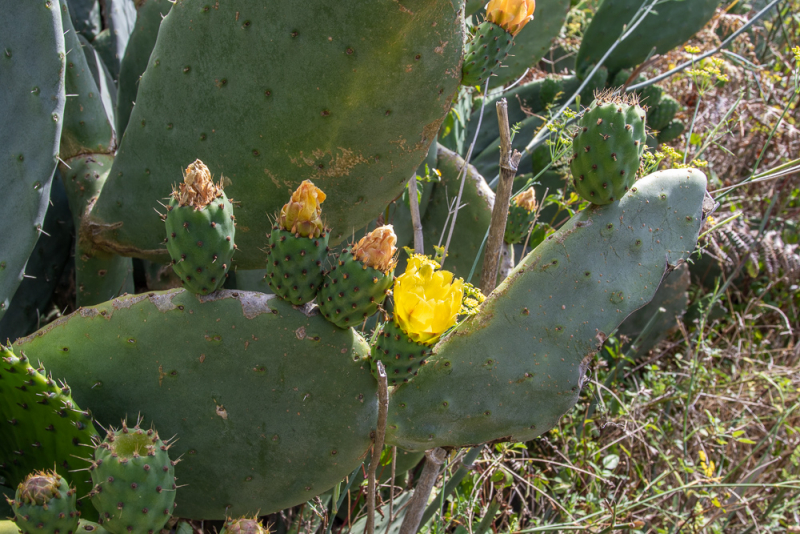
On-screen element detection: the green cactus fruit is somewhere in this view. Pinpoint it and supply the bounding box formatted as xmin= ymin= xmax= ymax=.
xmin=386 ymin=168 xmax=707 ymax=451
xmin=461 ymin=21 xmax=514 ymax=87
xmin=570 ymin=92 xmax=647 ymax=205
xmin=0 ymin=346 xmax=99 ymax=518
xmin=219 ymin=518 xmax=269 ymax=534
xmin=9 ymin=471 xmax=79 ymax=534
xmin=504 ymin=189 xmax=538 ymax=245
xmin=648 ymin=94 xmax=681 ymax=132
xmin=265 ymin=229 xmax=329 ymax=305
xmin=164 ymin=160 xmax=236 ymax=295
xmin=89 ymin=420 xmax=176 ymax=534
xmin=657 ymin=120 xmax=686 ymax=145
xmin=318 ymin=227 xmax=396 ymax=329
xmin=371 ymin=319 xmax=432 ymax=387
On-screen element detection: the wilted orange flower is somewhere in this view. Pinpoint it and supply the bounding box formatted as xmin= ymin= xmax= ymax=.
xmin=486 ymin=0 xmax=535 ymax=36
xmin=353 ymin=225 xmax=398 ymax=274
xmin=279 ymin=180 xmax=326 ymax=238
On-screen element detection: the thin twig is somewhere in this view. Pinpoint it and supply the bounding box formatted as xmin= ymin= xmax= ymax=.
xmin=364 ymin=361 xmax=389 ymax=534
xmin=408 ymin=175 xmax=424 ymax=255
xmin=480 ymin=99 xmax=521 ymax=293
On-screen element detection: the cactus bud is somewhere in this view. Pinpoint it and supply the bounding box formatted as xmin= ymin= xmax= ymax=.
xmin=485 ymin=0 xmax=536 ymax=36
xmin=513 ymin=188 xmax=537 ymax=213
xmin=172 ymin=159 xmax=223 ymax=208
xmin=353 ymin=225 xmax=398 ymax=274
xmin=278 ymin=180 xmax=327 ymax=238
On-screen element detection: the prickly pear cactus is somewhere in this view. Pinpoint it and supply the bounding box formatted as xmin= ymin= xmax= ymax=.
xmin=504 ymin=189 xmax=538 ymax=245
xmin=462 ymin=22 xmax=514 ymax=87
xmin=89 ymin=421 xmax=176 ymax=534
xmin=0 ymin=347 xmax=99 ymax=516
xmin=13 ymin=290 xmax=378 ymax=519
xmin=318 ymin=226 xmax=397 ymax=329
xmin=657 ymin=121 xmax=686 ymax=145
xmin=648 ymin=94 xmax=681 ymax=132
xmin=570 ymin=92 xmax=647 ymax=205
xmin=9 ymin=471 xmax=79 ymax=534
xmin=89 ymin=0 xmax=464 ymax=266
xmin=219 ymin=518 xmax=269 ymax=534
xmin=164 ymin=160 xmax=236 ymax=295
xmin=386 ymin=168 xmax=708 ymax=451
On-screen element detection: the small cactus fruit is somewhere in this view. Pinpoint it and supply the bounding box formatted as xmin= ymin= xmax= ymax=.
xmin=371 ymin=318 xmax=433 ymax=386
xmin=89 ymin=420 xmax=176 ymax=534
xmin=318 ymin=225 xmax=398 ymax=329
xmin=266 ymin=181 xmax=329 ymax=305
xmin=219 ymin=517 xmax=270 ymax=534
xmin=9 ymin=471 xmax=79 ymax=534
xmin=570 ymin=91 xmax=647 ymax=205
xmin=647 ymin=94 xmax=680 ymax=132
xmin=164 ymin=160 xmax=235 ymax=295
xmin=462 ymin=0 xmax=536 ymax=87
xmin=504 ymin=188 xmax=538 ymax=244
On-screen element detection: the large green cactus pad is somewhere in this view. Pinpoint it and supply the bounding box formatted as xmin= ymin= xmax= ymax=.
xmin=14 ymin=290 xmax=378 ymax=519
xmin=0 ymin=2 xmax=66 ymax=321
xmin=576 ymin=0 xmax=721 ymax=77
xmin=386 ymin=168 xmax=707 ymax=451
xmin=91 ymin=0 xmax=464 ymax=266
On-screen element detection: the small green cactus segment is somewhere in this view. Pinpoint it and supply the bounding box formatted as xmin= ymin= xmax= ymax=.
xmin=371 ymin=320 xmax=432 ymax=387
xmin=570 ymin=95 xmax=647 ymax=205
xmin=0 ymin=1 xmax=66 ymax=322
xmin=91 ymin=1 xmax=463 ymax=266
xmin=490 ymin=0 xmax=571 ymax=86
xmin=504 ymin=204 xmax=536 ymax=245
xmin=576 ymin=0 xmax=721 ymax=78
xmin=60 ymin=155 xmax=134 ymax=307
xmin=89 ymin=421 xmax=176 ymax=534
xmin=14 ymin=289 xmax=378 ymax=519
xmin=318 ymin=250 xmax=393 ymax=329
xmin=265 ymin=228 xmax=329 ymax=305
xmin=386 ymin=168 xmax=707 ymax=451
xmin=461 ymin=21 xmax=514 ymax=87
xmin=648 ymin=94 xmax=680 ymax=132
xmin=219 ymin=518 xmax=269 ymax=534
xmin=9 ymin=471 xmax=79 ymax=534
xmin=0 ymin=346 xmax=99 ymax=517
xmin=116 ymin=0 xmax=172 ymax=137
xmin=165 ymin=188 xmax=236 ymax=296
xmin=657 ymin=120 xmax=686 ymax=145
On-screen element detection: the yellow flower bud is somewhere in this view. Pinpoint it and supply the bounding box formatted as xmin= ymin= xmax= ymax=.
xmin=393 ymin=255 xmax=463 ymax=345
xmin=279 ymin=180 xmax=327 ymax=238
xmin=513 ymin=188 xmax=537 ymax=213
xmin=172 ymin=159 xmax=223 ymax=208
xmin=486 ymin=0 xmax=535 ymax=37
xmin=353 ymin=225 xmax=398 ymax=274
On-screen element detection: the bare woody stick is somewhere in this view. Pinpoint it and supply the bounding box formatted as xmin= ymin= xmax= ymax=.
xmin=408 ymin=175 xmax=424 ymax=254
xmin=398 ymin=448 xmax=447 ymax=534
xmin=364 ymin=361 xmax=389 ymax=534
xmin=480 ymin=99 xmax=522 ymax=294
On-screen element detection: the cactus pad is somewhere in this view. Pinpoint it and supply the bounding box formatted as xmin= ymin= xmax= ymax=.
xmin=265 ymin=228 xmax=328 ymax=305
xmin=371 ymin=320 xmax=432 ymax=386
xmin=318 ymin=249 xmax=393 ymax=329
xmin=386 ymin=168 xmax=707 ymax=451
xmin=570 ymin=93 xmax=647 ymax=205
xmin=462 ymin=21 xmax=514 ymax=87
xmin=648 ymin=94 xmax=680 ymax=132
xmin=0 ymin=347 xmax=98 ymax=517
xmin=89 ymin=421 xmax=176 ymax=534
xmin=657 ymin=120 xmax=686 ymax=145
xmin=9 ymin=471 xmax=79 ymax=534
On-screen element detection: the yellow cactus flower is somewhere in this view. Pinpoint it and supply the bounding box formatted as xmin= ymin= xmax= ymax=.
xmin=279 ymin=180 xmax=326 ymax=238
xmin=393 ymin=255 xmax=463 ymax=345
xmin=353 ymin=225 xmax=398 ymax=274
xmin=486 ymin=0 xmax=536 ymax=37
xmin=513 ymin=188 xmax=537 ymax=213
